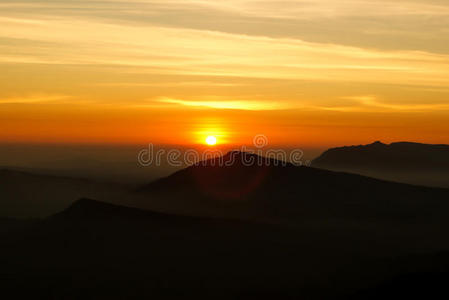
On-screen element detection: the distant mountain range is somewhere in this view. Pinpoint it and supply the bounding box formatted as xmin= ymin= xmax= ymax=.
xmin=3 ymin=141 xmax=449 ymax=219
xmin=312 ymin=141 xmax=449 ymax=188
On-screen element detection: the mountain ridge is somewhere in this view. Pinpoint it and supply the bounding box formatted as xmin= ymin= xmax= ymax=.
xmin=135 ymin=150 xmax=449 ymax=224
xmin=311 ymin=141 xmax=449 ymax=187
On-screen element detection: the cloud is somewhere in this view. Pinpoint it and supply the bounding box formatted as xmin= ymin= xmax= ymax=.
xmin=335 ymin=95 xmax=449 ymax=112
xmin=156 ymin=97 xmax=286 ymax=111
xmin=0 ymin=94 xmax=70 ymax=104
xmin=0 ymin=0 xmax=448 ymax=116
xmin=1 ymin=0 xmax=449 ymax=55
xmin=92 ymin=81 xmax=243 ymax=88
xmin=0 ymin=15 xmax=448 ymax=87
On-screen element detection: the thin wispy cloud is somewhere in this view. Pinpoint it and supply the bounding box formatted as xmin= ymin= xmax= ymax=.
xmin=0 ymin=94 xmax=70 ymax=105
xmin=1 ymin=0 xmax=449 ymax=54
xmin=156 ymin=98 xmax=286 ymax=111
xmin=335 ymin=95 xmax=449 ymax=112
xmin=0 ymin=16 xmax=448 ymax=87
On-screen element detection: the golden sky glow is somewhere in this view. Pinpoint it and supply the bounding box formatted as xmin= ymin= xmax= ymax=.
xmin=1 ymin=0 xmax=449 ymax=147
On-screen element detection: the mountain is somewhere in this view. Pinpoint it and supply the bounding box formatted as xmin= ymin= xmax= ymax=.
xmin=3 ymin=151 xmax=449 ymax=298
xmin=136 ymin=151 xmax=449 ymax=225
xmin=0 ymin=199 xmax=349 ymax=299
xmin=0 ymin=169 xmax=126 ymax=218
xmin=311 ymin=141 xmax=449 ymax=188
xmin=2 ymin=198 xmax=449 ymax=299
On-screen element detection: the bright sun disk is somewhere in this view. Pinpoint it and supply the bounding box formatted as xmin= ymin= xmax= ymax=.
xmin=205 ymin=135 xmax=217 ymax=145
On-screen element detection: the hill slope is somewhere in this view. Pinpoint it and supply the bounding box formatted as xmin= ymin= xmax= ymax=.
xmin=136 ymin=151 xmax=449 ymax=224
xmin=2 ymin=198 xmax=449 ymax=299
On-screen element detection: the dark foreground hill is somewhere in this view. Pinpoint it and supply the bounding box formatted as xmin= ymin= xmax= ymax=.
xmin=2 ymin=198 xmax=449 ymax=299
xmin=312 ymin=141 xmax=449 ymax=188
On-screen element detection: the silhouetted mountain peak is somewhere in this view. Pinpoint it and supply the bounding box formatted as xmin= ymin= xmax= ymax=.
xmin=206 ymin=150 xmax=253 ymax=163
xmin=139 ymin=152 xmax=302 ymax=202
xmin=58 ymin=198 xmax=114 ymax=217
xmin=312 ymin=141 xmax=449 ymax=177
xmin=67 ymin=198 xmax=106 ymax=210
xmin=371 ymin=141 xmax=386 ymax=146
xmin=52 ymin=198 xmax=157 ymax=220
xmin=194 ymin=151 xmax=285 ymax=168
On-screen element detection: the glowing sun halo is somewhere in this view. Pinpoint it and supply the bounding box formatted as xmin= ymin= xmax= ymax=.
xmin=205 ymin=135 xmax=217 ymax=146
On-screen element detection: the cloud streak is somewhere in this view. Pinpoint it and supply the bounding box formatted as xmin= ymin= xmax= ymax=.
xmin=1 ymin=0 xmax=449 ymax=54
xmin=0 ymin=15 xmax=448 ymax=88
xmin=0 ymin=94 xmax=70 ymax=105
xmin=156 ymin=98 xmax=286 ymax=111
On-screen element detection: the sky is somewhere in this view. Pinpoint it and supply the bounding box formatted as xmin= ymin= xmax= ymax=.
xmin=1 ymin=0 xmax=449 ymax=148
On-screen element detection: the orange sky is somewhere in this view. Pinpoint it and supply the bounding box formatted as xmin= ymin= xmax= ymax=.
xmin=2 ymin=102 xmax=448 ymax=148
xmin=1 ymin=0 xmax=449 ymax=148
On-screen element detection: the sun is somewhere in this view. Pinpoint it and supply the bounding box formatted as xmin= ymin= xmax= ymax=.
xmin=205 ymin=135 xmax=217 ymax=146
